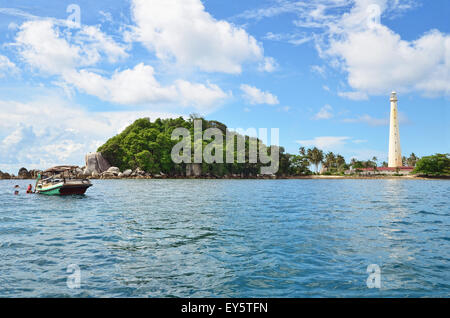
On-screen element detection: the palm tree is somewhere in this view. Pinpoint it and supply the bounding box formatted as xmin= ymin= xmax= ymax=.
xmin=324 ymin=151 xmax=336 ymax=169
xmin=371 ymin=156 xmax=378 ymax=170
xmin=299 ymin=146 xmax=306 ymax=157
xmin=407 ymin=153 xmax=418 ymax=167
xmin=307 ymin=147 xmax=324 ymax=173
xmin=335 ymin=155 xmax=346 ymax=168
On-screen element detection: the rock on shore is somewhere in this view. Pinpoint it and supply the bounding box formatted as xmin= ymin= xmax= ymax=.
xmin=0 ymin=170 xmax=12 ymax=179
xmin=18 ymin=167 xmax=31 ymax=179
xmin=84 ymin=152 xmax=111 ymax=176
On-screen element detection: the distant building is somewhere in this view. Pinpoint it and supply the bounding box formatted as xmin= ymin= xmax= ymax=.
xmin=356 ymin=167 xmax=414 ymax=175
xmin=388 ymin=91 xmax=402 ymax=167
xmin=344 ymin=92 xmax=415 ymax=176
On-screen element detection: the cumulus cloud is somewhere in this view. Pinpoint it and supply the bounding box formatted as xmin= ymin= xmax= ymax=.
xmin=240 ymin=84 xmax=279 ymax=105
xmin=296 ymin=136 xmax=351 ymax=150
xmin=0 ymin=95 xmax=182 ymax=172
xmin=129 ymin=0 xmax=269 ymax=74
xmin=0 ymin=55 xmax=17 ymax=76
xmin=0 ymin=55 xmax=18 ymax=77
xmin=258 ymin=57 xmax=278 ymax=72
xmin=63 ymin=64 xmax=176 ymax=105
xmin=327 ymin=1 xmax=450 ymax=97
xmin=313 ymin=104 xmax=333 ymax=120
xmin=241 ymin=0 xmax=450 ymax=97
xmin=64 ymin=65 xmax=229 ymax=110
xmin=328 ymin=26 xmax=450 ymax=96
xmin=14 ymin=19 xmax=229 ymax=111
xmin=310 ymin=65 xmax=326 ymax=77
xmin=175 ymin=80 xmax=230 ymax=109
xmin=342 ymin=114 xmax=388 ymax=126
xmin=15 ymin=20 xmax=127 ymax=75
xmin=337 ymin=91 xmax=368 ymax=101
xmin=342 ymin=112 xmax=409 ymax=126
xmin=264 ymin=31 xmax=313 ymax=46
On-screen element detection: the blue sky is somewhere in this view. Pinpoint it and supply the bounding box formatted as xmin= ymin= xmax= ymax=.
xmin=0 ymin=0 xmax=448 ymax=173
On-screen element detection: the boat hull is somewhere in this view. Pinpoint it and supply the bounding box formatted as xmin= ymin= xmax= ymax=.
xmin=37 ymin=180 xmax=92 ymax=195
xmin=59 ymin=184 xmax=91 ymax=195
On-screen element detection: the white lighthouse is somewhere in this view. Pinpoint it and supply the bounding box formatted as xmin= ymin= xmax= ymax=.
xmin=388 ymin=91 xmax=402 ymax=167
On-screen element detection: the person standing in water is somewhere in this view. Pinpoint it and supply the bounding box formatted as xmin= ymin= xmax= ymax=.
xmin=27 ymin=184 xmax=33 ymax=194
xmin=14 ymin=185 xmax=19 ymax=195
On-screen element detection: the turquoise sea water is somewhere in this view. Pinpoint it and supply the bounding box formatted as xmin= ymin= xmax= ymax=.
xmin=0 ymin=179 xmax=449 ymax=297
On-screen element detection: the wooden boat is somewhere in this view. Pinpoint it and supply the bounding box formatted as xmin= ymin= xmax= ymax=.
xmin=35 ymin=166 xmax=92 ymax=195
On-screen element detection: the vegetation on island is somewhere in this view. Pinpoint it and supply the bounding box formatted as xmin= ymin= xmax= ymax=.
xmin=94 ymin=116 xmax=446 ymax=178
xmin=98 ymin=116 xmax=291 ymax=177
xmin=413 ymin=154 xmax=450 ymax=176
xmin=1 ymin=117 xmax=446 ymax=180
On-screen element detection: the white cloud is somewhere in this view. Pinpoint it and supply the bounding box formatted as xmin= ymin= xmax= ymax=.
xmin=313 ymin=104 xmax=333 ymax=119
xmin=129 ymin=0 xmax=266 ymax=74
xmin=16 ymin=20 xmax=82 ymax=74
xmin=99 ymin=11 xmax=113 ymax=23
xmin=64 ymin=65 xmax=229 ymax=111
xmin=258 ymin=57 xmax=278 ymax=72
xmin=264 ymin=32 xmax=313 ymax=46
xmin=75 ymin=25 xmax=129 ymax=63
xmin=63 ymin=64 xmax=176 ymax=105
xmin=296 ymin=136 xmax=350 ymax=150
xmin=14 ymin=19 xmax=229 ymax=111
xmin=240 ymin=84 xmax=279 ymax=105
xmin=342 ymin=112 xmax=409 ymax=126
xmin=242 ymin=0 xmax=449 ymax=97
xmin=175 ymin=80 xmax=230 ymax=109
xmin=326 ymin=1 xmax=450 ymax=97
xmin=352 ymin=139 xmax=368 ymax=144
xmin=311 ymin=65 xmax=326 ymax=77
xmin=15 ymin=20 xmax=127 ymax=75
xmin=0 ymin=55 xmax=18 ymax=77
xmin=337 ymin=91 xmax=368 ymax=100
xmin=0 ymin=95 xmax=182 ymax=172
xmin=7 ymin=22 xmax=19 ymax=30
xmin=342 ymin=114 xmax=388 ymax=126
xmin=328 ymin=26 xmax=450 ymax=96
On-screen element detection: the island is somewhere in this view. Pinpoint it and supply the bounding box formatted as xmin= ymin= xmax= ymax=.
xmin=1 ymin=116 xmax=449 ymax=180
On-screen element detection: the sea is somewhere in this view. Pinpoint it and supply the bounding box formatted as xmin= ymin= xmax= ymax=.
xmin=0 ymin=179 xmax=448 ymax=297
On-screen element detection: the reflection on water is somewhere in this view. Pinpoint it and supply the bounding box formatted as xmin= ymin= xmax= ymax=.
xmin=0 ymin=179 xmax=449 ymax=297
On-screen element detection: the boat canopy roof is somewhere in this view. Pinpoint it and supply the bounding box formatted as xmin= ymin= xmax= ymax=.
xmin=44 ymin=165 xmax=79 ymax=173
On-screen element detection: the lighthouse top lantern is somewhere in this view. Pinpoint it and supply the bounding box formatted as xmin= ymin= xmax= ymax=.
xmin=390 ymin=91 xmax=397 ymax=102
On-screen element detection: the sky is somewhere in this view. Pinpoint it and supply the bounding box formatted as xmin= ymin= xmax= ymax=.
xmin=0 ymin=0 xmax=448 ymax=173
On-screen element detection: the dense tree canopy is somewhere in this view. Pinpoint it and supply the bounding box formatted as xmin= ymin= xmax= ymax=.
xmin=413 ymin=154 xmax=450 ymax=176
xmin=97 ymin=117 xmax=297 ymax=176
xmin=97 ymin=117 xmax=440 ymax=177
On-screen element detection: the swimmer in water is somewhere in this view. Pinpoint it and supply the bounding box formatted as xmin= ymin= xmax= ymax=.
xmin=27 ymin=184 xmax=33 ymax=194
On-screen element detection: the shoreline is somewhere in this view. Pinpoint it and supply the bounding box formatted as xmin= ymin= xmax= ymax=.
xmin=3 ymin=175 xmax=449 ymax=181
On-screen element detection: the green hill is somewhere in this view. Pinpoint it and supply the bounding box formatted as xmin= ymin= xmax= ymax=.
xmin=97 ymin=116 xmax=290 ymax=177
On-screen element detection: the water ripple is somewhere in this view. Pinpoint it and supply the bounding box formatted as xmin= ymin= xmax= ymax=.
xmin=0 ymin=179 xmax=449 ymax=297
